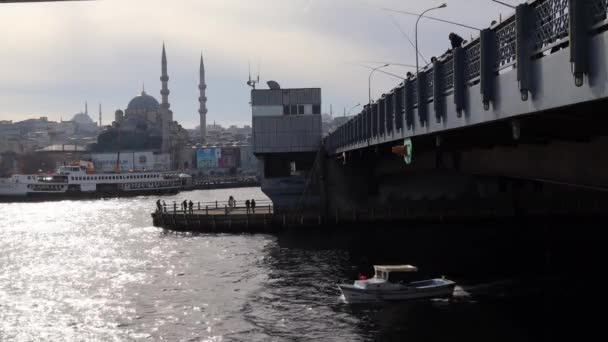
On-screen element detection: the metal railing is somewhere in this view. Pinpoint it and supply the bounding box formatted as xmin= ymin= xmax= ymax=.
xmin=156 ymin=198 xmax=274 ymax=215
xmin=325 ymin=0 xmax=608 ymax=153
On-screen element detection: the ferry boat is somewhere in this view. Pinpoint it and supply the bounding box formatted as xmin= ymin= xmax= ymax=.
xmin=339 ymin=265 xmax=455 ymax=303
xmin=0 ymin=162 xmax=191 ymax=200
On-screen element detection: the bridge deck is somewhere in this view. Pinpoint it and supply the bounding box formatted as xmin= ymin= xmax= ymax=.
xmin=326 ymin=0 xmax=608 ymax=155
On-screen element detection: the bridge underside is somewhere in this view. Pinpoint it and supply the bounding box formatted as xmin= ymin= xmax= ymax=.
xmin=324 ymin=100 xmax=608 ymax=217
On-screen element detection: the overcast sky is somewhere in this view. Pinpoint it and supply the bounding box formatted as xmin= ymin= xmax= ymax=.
xmin=0 ymin=0 xmax=522 ymax=128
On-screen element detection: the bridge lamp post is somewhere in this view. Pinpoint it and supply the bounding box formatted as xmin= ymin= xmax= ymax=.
xmin=368 ymin=64 xmax=389 ymax=143
xmin=368 ymin=64 xmax=390 ymax=108
xmin=490 ymin=0 xmax=516 ymax=9
xmin=346 ymin=103 xmax=361 ymax=116
xmin=416 ymin=3 xmax=447 ymax=74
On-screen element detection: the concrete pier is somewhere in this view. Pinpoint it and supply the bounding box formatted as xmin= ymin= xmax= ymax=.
xmin=152 ymin=195 xmax=608 ymax=233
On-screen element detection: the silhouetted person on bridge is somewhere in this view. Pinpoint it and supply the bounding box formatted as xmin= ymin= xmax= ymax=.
xmin=449 ymin=32 xmax=464 ymax=49
xmin=182 ymin=200 xmax=188 ymax=212
xmin=245 ymin=199 xmax=251 ymax=214
xmin=162 ymin=200 xmax=167 ymax=212
xmin=188 ymin=200 xmax=194 ymax=214
xmin=156 ymin=199 xmax=162 ymax=212
xmin=251 ymin=199 xmax=256 ymax=214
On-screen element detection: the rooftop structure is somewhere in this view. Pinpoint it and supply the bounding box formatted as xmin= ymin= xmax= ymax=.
xmin=252 ymin=87 xmax=322 ymax=154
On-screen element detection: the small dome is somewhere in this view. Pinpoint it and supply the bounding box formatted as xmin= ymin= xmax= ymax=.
xmin=127 ymin=90 xmax=160 ymax=111
xmin=72 ymin=112 xmax=94 ymax=124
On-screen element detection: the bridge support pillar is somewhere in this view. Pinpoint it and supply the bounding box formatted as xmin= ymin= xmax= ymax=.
xmin=417 ymin=71 xmax=428 ymax=126
xmin=405 ymin=79 xmax=415 ymax=129
xmin=453 ymin=46 xmax=466 ymax=116
xmin=569 ymin=0 xmax=589 ymax=87
xmin=516 ymin=3 xmax=533 ymax=101
xmin=433 ymin=60 xmax=445 ymax=123
xmin=480 ymin=28 xmax=497 ymax=110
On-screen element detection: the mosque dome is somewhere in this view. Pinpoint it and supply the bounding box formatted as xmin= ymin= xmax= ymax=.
xmin=72 ymin=112 xmax=94 ymax=124
xmin=127 ymin=90 xmax=160 ymax=111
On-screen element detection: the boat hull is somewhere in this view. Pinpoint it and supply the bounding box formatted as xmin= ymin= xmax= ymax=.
xmin=0 ymin=187 xmax=180 ymax=203
xmin=339 ymin=279 xmax=455 ymax=303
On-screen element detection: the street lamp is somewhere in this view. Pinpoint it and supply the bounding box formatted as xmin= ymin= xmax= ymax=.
xmin=491 ymin=0 xmax=516 ymax=9
xmin=369 ymin=64 xmax=390 ymax=107
xmin=415 ymin=3 xmax=447 ymax=74
xmin=345 ymin=103 xmax=361 ymax=116
xmin=383 ymin=8 xmax=481 ymax=31
xmin=367 ymin=64 xmax=389 ymax=142
xmin=353 ymin=63 xmax=409 ymax=81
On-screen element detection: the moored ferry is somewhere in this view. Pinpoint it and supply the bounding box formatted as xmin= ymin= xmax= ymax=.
xmin=0 ymin=162 xmax=191 ymax=201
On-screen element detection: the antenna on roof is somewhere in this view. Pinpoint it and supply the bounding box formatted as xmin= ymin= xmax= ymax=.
xmin=246 ymin=61 xmax=259 ymax=89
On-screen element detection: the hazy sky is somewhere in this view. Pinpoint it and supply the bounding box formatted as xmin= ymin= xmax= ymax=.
xmin=0 ymin=0 xmax=521 ymax=128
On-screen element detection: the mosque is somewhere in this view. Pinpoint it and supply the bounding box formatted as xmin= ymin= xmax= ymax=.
xmin=92 ymin=44 xmax=209 ymax=170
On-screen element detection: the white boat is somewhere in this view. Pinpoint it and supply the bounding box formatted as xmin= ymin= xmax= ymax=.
xmin=338 ymin=265 xmax=455 ymax=303
xmin=0 ymin=164 xmax=191 ymax=200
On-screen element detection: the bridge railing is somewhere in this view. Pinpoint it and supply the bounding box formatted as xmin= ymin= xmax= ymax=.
xmin=326 ymin=0 xmax=608 ymax=154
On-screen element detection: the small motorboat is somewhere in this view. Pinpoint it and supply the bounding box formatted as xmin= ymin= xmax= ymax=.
xmin=338 ymin=265 xmax=455 ymax=303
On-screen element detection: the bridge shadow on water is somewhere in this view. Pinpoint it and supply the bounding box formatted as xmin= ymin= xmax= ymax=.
xmin=269 ymin=218 xmax=607 ymax=341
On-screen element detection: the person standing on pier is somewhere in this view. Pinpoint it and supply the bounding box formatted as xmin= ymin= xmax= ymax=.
xmin=245 ymin=199 xmax=251 ymax=214
xmin=156 ymin=199 xmax=162 ymax=212
xmin=162 ymin=200 xmax=167 ymax=212
xmin=182 ymin=200 xmax=188 ymax=212
xmin=188 ymin=200 xmax=194 ymax=214
xmin=251 ymin=199 xmax=256 ymax=214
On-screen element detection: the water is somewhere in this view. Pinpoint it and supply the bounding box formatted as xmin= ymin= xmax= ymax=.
xmin=0 ymin=187 xmax=603 ymax=341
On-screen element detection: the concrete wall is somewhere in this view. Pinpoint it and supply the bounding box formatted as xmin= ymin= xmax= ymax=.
xmin=253 ymin=115 xmax=322 ymax=154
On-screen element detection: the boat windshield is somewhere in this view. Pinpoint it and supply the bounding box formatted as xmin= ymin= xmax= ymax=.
xmin=387 ymin=272 xmax=421 ymax=283
xmin=375 ymin=270 xmax=387 ymax=279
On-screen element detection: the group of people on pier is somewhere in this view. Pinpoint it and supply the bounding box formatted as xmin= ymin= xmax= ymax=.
xmin=155 ymin=197 xmax=260 ymax=215
xmin=181 ymin=199 xmax=194 ymax=214
xmin=155 ymin=199 xmax=194 ymax=214
xmin=155 ymin=199 xmax=167 ymax=213
xmin=228 ymin=196 xmax=257 ymax=214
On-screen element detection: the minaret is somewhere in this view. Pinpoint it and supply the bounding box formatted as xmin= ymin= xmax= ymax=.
xmin=85 ymin=101 xmax=88 ymax=115
xmin=160 ymin=43 xmax=172 ymax=154
xmin=98 ymin=103 xmax=102 ymax=126
xmin=198 ymin=53 xmax=208 ymax=143
xmin=160 ymin=43 xmax=170 ymax=110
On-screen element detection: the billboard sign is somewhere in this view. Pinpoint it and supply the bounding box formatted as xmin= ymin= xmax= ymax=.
xmin=153 ymin=153 xmax=171 ymax=171
xmin=219 ymin=147 xmax=240 ymax=169
xmin=91 ymin=153 xmax=133 ymax=172
xmin=92 ymin=152 xmax=171 ymax=171
xmin=196 ymin=148 xmax=217 ymax=168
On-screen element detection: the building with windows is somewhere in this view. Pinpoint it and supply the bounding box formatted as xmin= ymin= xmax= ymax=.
xmin=251 ymin=84 xmax=323 ymax=207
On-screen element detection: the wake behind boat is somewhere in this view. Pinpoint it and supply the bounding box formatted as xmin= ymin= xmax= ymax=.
xmin=339 ymin=265 xmax=455 ymax=303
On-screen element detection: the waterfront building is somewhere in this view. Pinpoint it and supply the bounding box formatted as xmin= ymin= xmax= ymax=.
xmin=251 ymin=83 xmax=323 ymax=207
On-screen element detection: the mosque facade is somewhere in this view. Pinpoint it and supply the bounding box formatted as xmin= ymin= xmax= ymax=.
xmin=92 ymin=44 xmax=206 ymax=170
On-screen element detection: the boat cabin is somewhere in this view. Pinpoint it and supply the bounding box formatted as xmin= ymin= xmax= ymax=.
xmin=374 ymin=265 xmax=419 ymax=283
